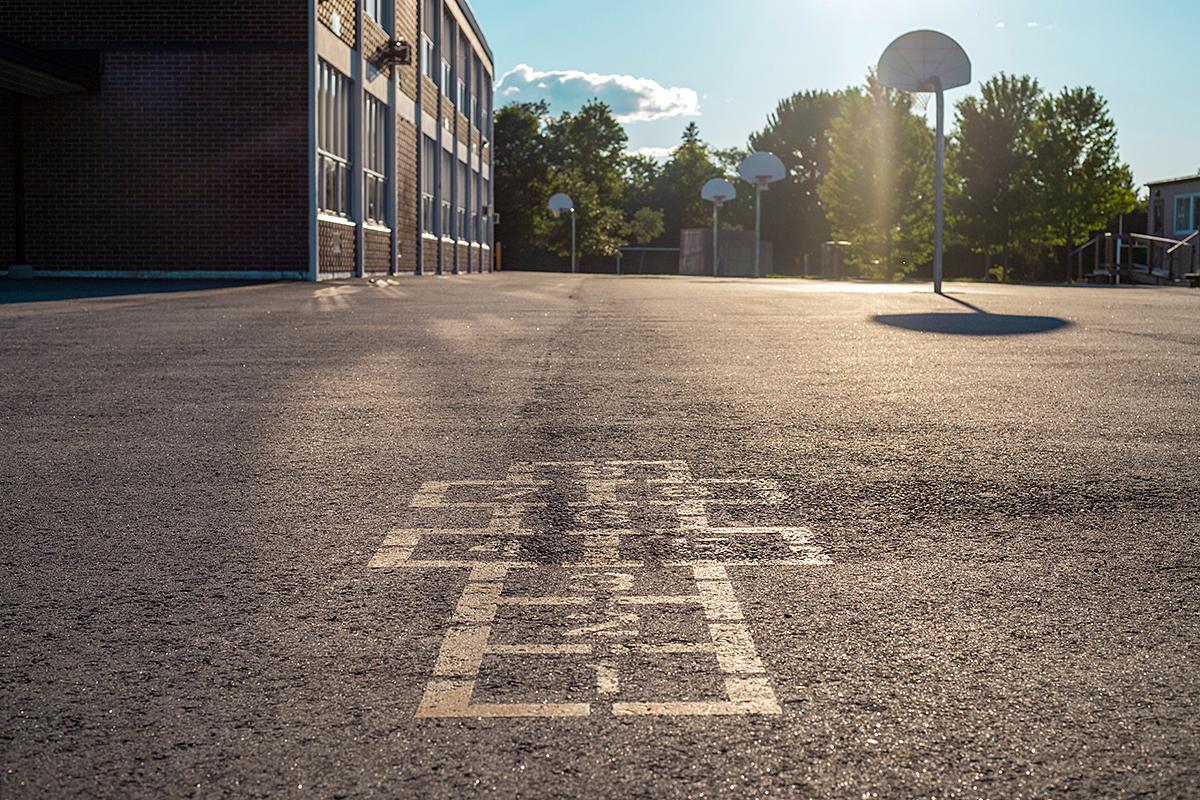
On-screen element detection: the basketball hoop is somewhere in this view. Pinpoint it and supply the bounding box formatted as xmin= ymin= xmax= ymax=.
xmin=877 ymin=30 xmax=971 ymax=294
xmin=737 ymin=153 xmax=787 ymax=278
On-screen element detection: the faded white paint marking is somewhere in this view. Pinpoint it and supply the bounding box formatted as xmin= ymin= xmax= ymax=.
xmin=375 ymin=459 xmax=832 ymax=718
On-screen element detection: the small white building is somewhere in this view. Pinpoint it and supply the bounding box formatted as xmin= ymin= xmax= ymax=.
xmin=1146 ymin=173 xmax=1200 ymax=280
xmin=1148 ymin=174 xmax=1200 ymax=238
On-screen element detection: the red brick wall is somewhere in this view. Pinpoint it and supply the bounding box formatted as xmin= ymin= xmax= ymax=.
xmin=396 ymin=117 xmax=419 ymax=273
xmin=423 ymin=238 xmax=440 ymax=273
xmin=362 ymin=17 xmax=389 ymax=69
xmin=397 ymin=2 xmax=419 ymax=101
xmin=318 ymin=0 xmax=358 ymax=48
xmin=364 ymin=228 xmax=391 ymax=274
xmin=0 ymin=92 xmax=14 ymax=267
xmin=319 ymin=220 xmax=356 ymax=274
xmin=421 ymin=76 xmax=440 ymax=119
xmin=0 ymin=2 xmax=308 ymax=46
xmin=19 ymin=50 xmax=308 ymax=272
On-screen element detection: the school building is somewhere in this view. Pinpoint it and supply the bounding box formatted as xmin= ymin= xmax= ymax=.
xmin=0 ymin=0 xmax=494 ymax=281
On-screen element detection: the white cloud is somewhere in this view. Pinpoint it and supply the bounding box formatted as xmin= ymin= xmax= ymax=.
xmin=629 ymin=146 xmax=675 ymax=159
xmin=495 ymin=64 xmax=700 ymax=123
xmin=1026 ymin=21 xmax=1040 ymax=28
xmin=995 ymin=21 xmax=1005 ymax=29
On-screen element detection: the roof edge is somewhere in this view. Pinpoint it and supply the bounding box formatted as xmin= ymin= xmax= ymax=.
xmin=454 ymin=0 xmax=493 ymax=66
xmin=1147 ymin=174 xmax=1200 ymax=187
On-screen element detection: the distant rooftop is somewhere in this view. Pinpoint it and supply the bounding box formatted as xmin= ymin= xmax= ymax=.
xmin=1147 ymin=173 xmax=1200 ymax=187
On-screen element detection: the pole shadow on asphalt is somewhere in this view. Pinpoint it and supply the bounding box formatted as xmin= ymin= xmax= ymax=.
xmin=872 ymin=293 xmax=1071 ymax=336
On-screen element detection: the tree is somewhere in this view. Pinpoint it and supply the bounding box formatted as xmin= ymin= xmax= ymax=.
xmin=749 ymin=89 xmax=851 ymax=271
xmin=949 ymin=74 xmax=1042 ymax=280
xmin=819 ymin=75 xmax=934 ymax=278
xmin=626 ymin=207 xmax=665 ymax=245
xmin=493 ymin=100 xmax=550 ymax=263
xmin=542 ymin=100 xmax=631 ymax=257
xmin=1030 ymin=86 xmax=1136 ymax=279
xmin=622 ymin=153 xmax=661 ymax=217
xmin=645 ymin=124 xmax=724 ymax=242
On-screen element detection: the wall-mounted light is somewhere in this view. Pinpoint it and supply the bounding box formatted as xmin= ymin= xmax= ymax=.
xmin=377 ymin=37 xmax=413 ymax=69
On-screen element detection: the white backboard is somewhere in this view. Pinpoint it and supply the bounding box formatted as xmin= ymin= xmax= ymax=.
xmin=701 ymin=178 xmax=738 ymax=205
xmin=738 ymin=152 xmax=786 ymax=186
xmin=548 ymin=193 xmax=574 ymax=214
xmin=878 ymin=30 xmax=971 ymax=92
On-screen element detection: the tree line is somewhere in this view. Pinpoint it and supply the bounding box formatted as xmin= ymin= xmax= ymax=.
xmin=494 ymin=72 xmax=1137 ymax=281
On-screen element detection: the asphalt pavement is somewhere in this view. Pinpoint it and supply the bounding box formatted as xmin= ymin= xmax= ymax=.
xmin=2 ymin=274 xmax=1198 ymax=798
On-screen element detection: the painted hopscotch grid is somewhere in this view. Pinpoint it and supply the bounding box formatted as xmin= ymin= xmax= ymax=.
xmin=369 ymin=460 xmax=831 ymax=718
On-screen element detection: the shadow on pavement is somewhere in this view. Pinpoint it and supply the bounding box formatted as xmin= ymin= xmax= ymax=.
xmin=873 ymin=294 xmax=1070 ymax=336
xmin=0 ymin=278 xmax=269 ymax=305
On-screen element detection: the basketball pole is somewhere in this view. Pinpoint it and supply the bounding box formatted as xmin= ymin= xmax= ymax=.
xmin=712 ymin=202 xmax=720 ymax=277
xmin=754 ymin=185 xmax=763 ymax=279
xmin=934 ymin=77 xmax=945 ymax=295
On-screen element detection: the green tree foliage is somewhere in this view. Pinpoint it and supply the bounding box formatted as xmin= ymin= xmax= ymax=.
xmin=542 ymin=100 xmax=631 ymax=257
xmin=949 ymin=74 xmax=1042 ymax=279
xmin=1030 ymin=86 xmax=1136 ymax=276
xmin=626 ymin=207 xmax=665 ymax=245
xmin=643 ymin=123 xmax=725 ymax=241
xmin=749 ymin=89 xmax=850 ymax=269
xmin=493 ymin=100 xmax=550 ymax=263
xmin=494 ymin=75 xmax=1136 ymax=280
xmin=622 ymin=154 xmax=662 ymax=217
xmin=819 ymin=75 xmax=934 ymax=278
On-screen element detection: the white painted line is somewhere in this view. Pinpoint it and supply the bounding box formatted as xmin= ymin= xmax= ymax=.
xmin=373 ymin=458 xmax=828 ymax=719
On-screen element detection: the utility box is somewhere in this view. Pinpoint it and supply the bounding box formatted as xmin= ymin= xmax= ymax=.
xmin=679 ymin=229 xmax=773 ymax=276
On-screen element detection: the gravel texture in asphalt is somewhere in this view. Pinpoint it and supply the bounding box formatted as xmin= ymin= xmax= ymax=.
xmin=1 ymin=274 xmax=1198 ymax=798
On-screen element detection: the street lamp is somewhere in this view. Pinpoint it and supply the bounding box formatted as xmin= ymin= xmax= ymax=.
xmin=878 ymin=30 xmax=971 ymax=294
xmin=701 ymin=178 xmax=737 ymax=277
xmin=738 ymin=152 xmax=786 ymax=278
xmin=549 ymin=193 xmax=576 ymax=274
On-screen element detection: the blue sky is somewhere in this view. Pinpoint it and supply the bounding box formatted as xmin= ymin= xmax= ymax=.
xmin=471 ymin=0 xmax=1199 ymax=190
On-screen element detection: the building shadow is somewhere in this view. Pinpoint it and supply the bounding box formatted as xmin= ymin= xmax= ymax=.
xmin=0 ymin=279 xmax=268 ymax=305
xmin=873 ymin=294 xmax=1071 ymax=336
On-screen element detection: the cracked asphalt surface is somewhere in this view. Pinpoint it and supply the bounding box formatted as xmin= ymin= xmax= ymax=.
xmin=2 ymin=273 xmax=1198 ymax=798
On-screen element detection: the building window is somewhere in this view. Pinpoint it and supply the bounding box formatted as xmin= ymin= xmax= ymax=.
xmin=364 ymin=0 xmax=384 ymax=24
xmin=421 ymin=135 xmax=437 ymax=234
xmin=364 ymin=96 xmax=388 ymax=225
xmin=1175 ymin=194 xmax=1200 ymax=235
xmin=441 ymin=60 xmax=451 ymax=96
xmin=483 ymin=177 xmax=491 ymax=242
xmin=457 ymin=78 xmax=466 ymax=113
xmin=441 ymin=149 xmax=453 ymax=237
xmin=421 ymin=36 xmax=435 ymax=82
xmin=456 ymin=160 xmax=467 ymax=241
xmin=318 ymin=61 xmax=351 ymax=217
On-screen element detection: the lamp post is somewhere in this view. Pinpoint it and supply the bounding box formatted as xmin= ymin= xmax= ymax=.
xmin=548 ymin=193 xmax=576 ymax=273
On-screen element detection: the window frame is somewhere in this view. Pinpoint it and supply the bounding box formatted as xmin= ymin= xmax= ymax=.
xmin=364 ymin=0 xmax=384 ymax=24
xmin=440 ymin=148 xmax=454 ymax=238
xmin=317 ymin=61 xmax=352 ymax=218
xmin=1174 ymin=193 xmax=1200 ymax=236
xmin=363 ymin=95 xmax=388 ymax=227
xmin=421 ymin=135 xmax=438 ymax=235
xmin=421 ymin=35 xmax=435 ymax=82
